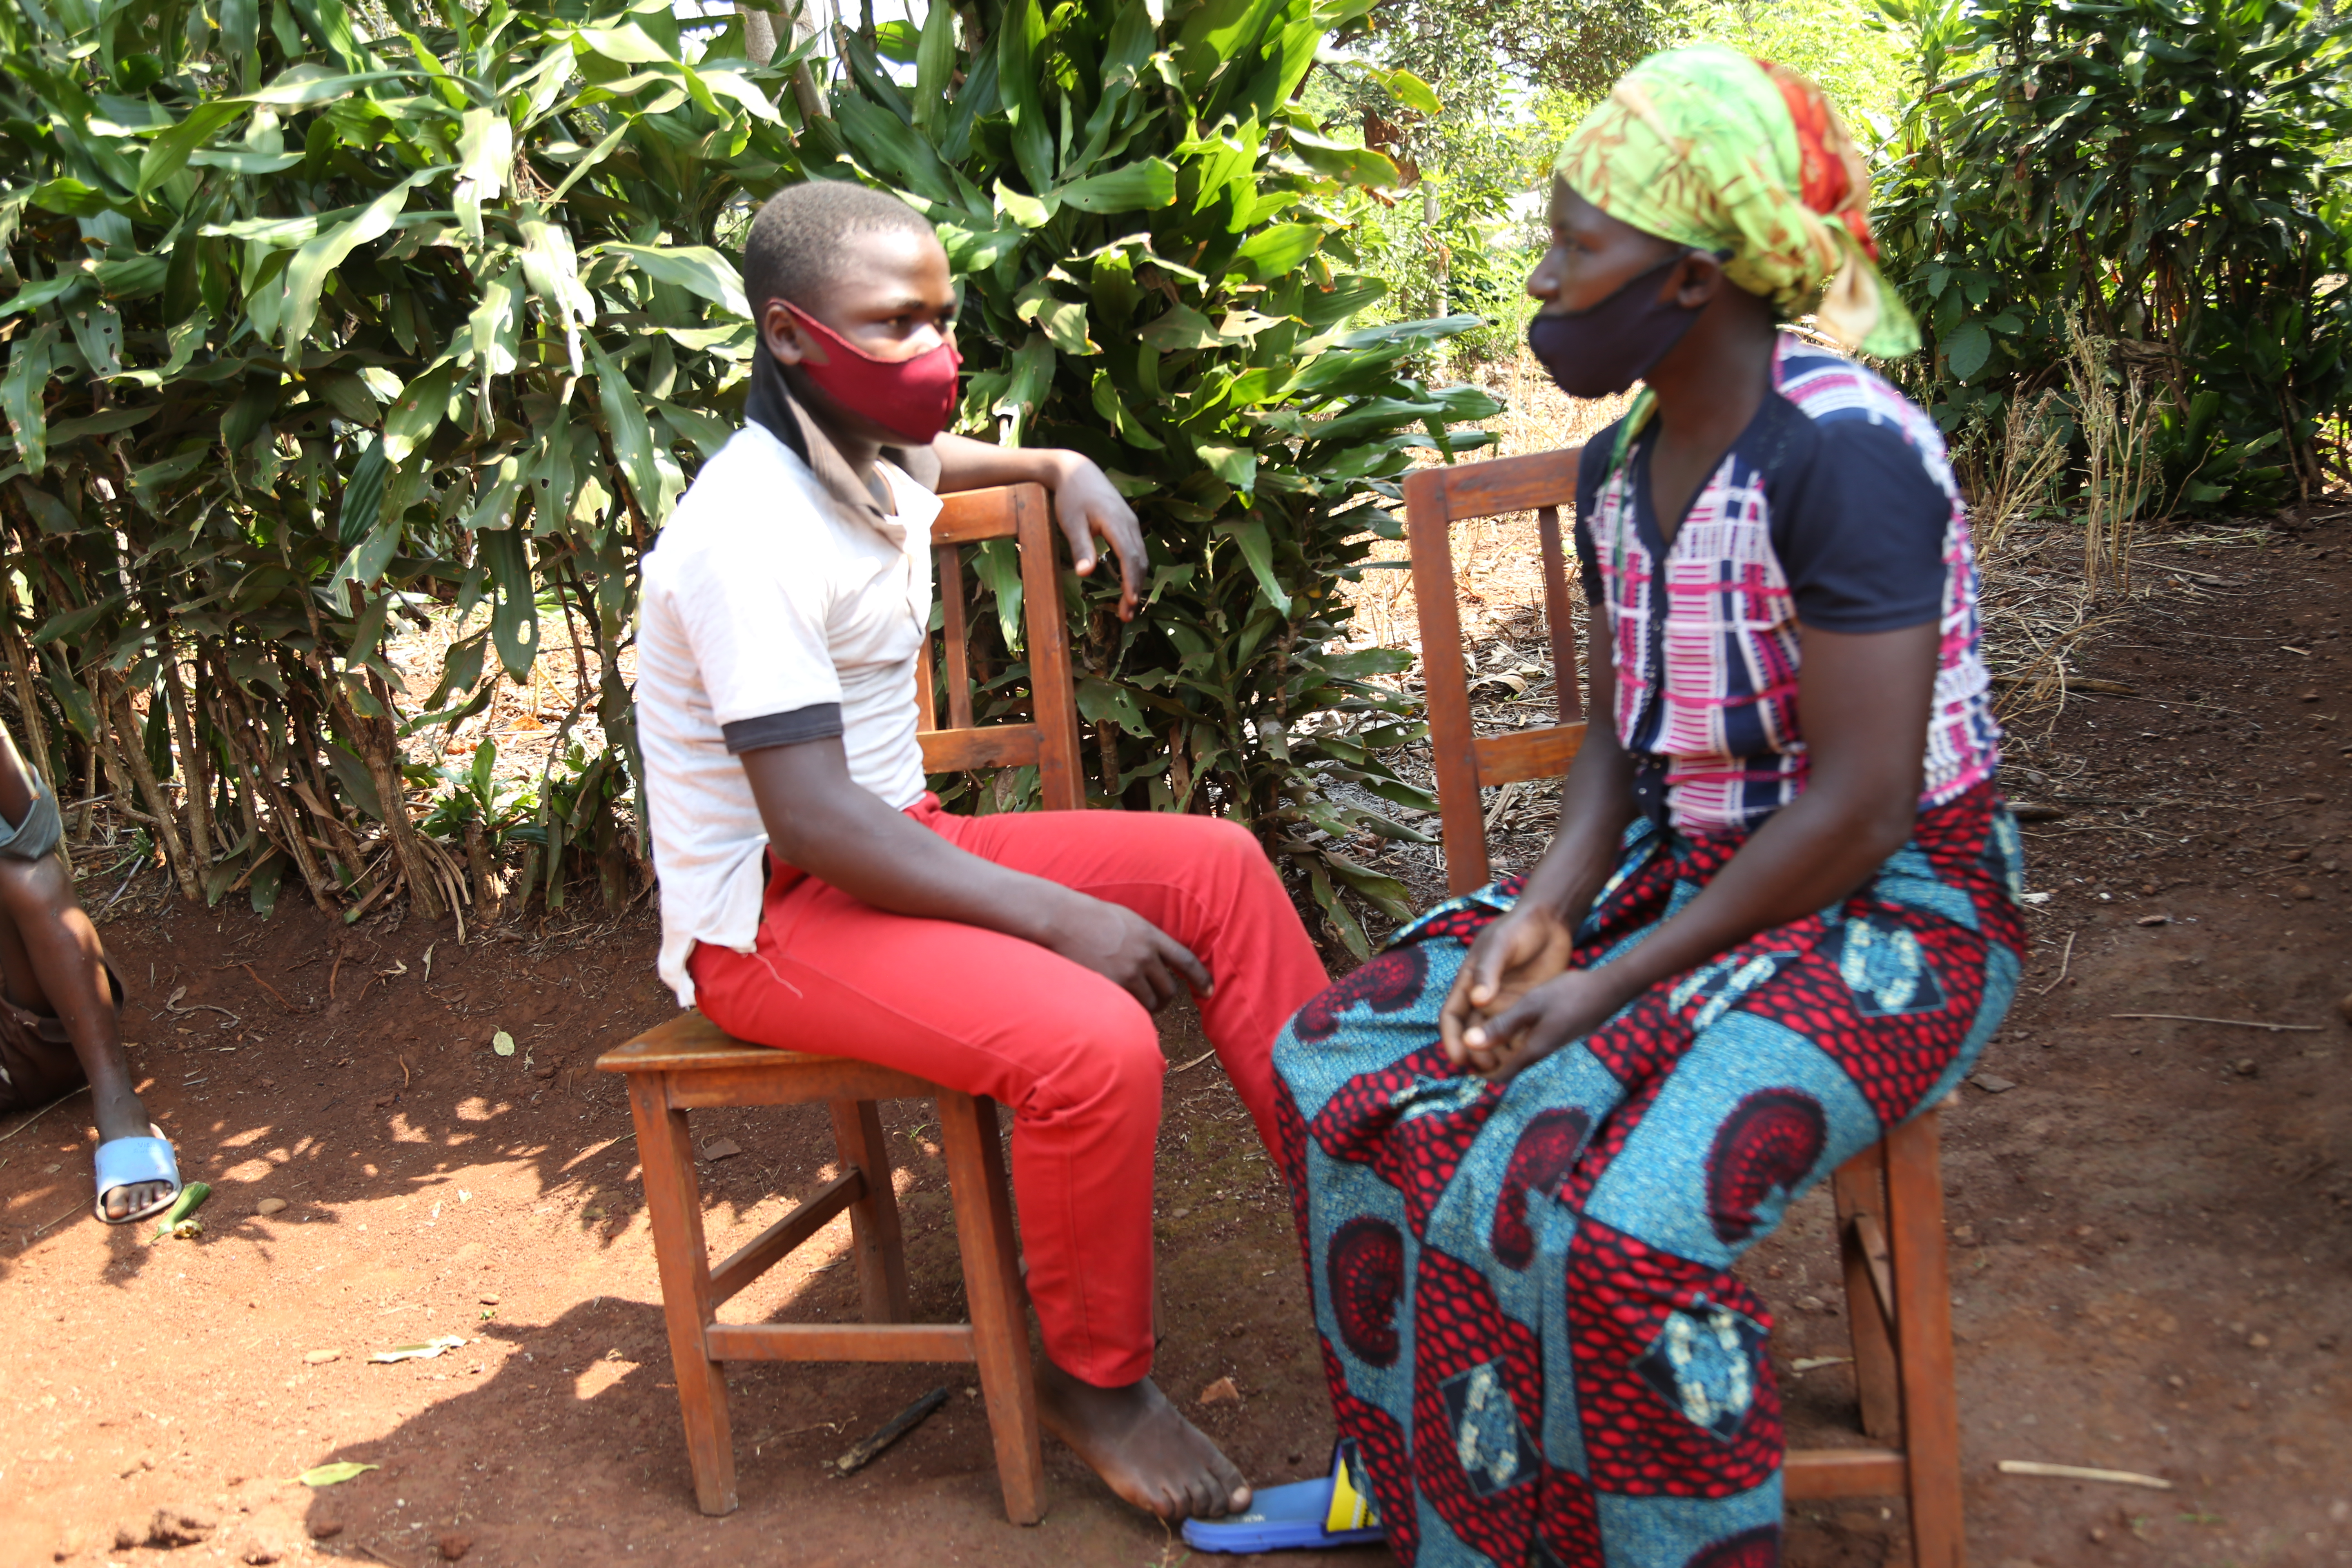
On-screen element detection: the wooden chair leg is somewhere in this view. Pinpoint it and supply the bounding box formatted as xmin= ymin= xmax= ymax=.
xmin=830 ymin=1098 xmax=911 ymax=1324
xmin=1832 ymin=1138 xmax=1903 ymax=1443
xmin=940 ymin=1090 xmax=1045 ymax=1525
xmin=1885 ymin=1112 xmax=1965 ymax=1568
xmin=626 ymin=1073 xmax=737 ymax=1516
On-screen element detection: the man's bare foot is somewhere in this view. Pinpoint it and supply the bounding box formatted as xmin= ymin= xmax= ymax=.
xmin=1035 ymin=1357 xmax=1251 ymax=1521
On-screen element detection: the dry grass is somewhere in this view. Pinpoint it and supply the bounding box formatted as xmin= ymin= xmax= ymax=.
xmin=380 ymin=597 xmax=633 ymax=795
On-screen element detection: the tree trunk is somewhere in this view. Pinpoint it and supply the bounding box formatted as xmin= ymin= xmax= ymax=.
xmin=154 ymin=634 xmax=216 ymax=866
xmin=466 ymin=816 xmax=503 ymax=927
xmin=99 ymin=675 xmax=199 ymax=901
xmin=334 ymin=667 xmax=445 ymax=920
xmin=207 ymin=667 xmax=339 ymax=915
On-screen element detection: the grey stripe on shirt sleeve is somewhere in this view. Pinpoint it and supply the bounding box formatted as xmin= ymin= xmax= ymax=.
xmin=721 ymin=703 xmax=844 ymax=755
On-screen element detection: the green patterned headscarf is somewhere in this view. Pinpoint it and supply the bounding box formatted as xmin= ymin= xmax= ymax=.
xmin=1553 ymin=43 xmax=1919 ymax=360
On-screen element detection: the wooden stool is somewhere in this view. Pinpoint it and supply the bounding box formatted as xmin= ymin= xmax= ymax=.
xmin=1404 ymin=452 xmax=1968 ymax=1568
xmin=600 ymin=481 xmax=1086 ymax=1520
xmin=599 ymin=1018 xmax=1042 ymax=1519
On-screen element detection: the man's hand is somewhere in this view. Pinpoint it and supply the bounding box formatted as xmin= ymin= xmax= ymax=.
xmin=1439 ymin=902 xmax=1577 ymax=1071
xmin=1043 ymin=452 xmax=1148 ymax=620
xmin=1044 ymin=896 xmax=1213 ymax=1013
xmin=932 ymin=434 xmax=1150 ymax=620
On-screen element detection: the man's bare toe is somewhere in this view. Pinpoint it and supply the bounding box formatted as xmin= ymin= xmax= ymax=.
xmin=1036 ymin=1360 xmax=1254 ymax=1521
xmin=103 ymin=1180 xmax=168 ymax=1221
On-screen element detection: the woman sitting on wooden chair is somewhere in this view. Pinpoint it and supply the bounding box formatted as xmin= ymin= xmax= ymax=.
xmin=1264 ymin=46 xmax=2027 ymax=1566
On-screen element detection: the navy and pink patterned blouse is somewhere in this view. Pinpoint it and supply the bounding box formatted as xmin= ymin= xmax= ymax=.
xmin=1572 ymin=333 xmax=2000 ymax=835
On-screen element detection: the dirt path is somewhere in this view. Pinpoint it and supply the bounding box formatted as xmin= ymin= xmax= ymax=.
xmin=3 ymin=508 xmax=2349 ymax=1568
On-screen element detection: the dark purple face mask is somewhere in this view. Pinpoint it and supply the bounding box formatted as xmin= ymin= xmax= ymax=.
xmin=1527 ymin=253 xmax=1704 ymax=399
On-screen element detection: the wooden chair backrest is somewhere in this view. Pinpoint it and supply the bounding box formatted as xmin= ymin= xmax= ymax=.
xmin=914 ymin=482 xmax=1085 ymax=812
xmin=1402 ymin=446 xmax=1589 ymax=896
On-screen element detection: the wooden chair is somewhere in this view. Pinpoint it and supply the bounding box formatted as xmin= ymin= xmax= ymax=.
xmin=1403 ymin=452 xmax=1967 ymax=1568
xmin=598 ymin=482 xmax=1084 ymax=1521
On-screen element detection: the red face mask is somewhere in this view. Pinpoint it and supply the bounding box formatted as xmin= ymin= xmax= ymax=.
xmin=782 ymin=301 xmax=962 ymax=446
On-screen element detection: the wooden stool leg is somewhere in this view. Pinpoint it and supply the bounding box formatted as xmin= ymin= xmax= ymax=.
xmin=830 ymin=1099 xmax=912 ymax=1323
xmin=1885 ymin=1112 xmax=1965 ymax=1568
xmin=626 ymin=1073 xmax=737 ymax=1516
xmin=1832 ymin=1139 xmax=1902 ymax=1443
xmin=940 ymin=1091 xmax=1045 ymax=1525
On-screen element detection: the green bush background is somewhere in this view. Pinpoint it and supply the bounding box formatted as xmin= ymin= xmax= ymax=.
xmin=0 ymin=0 xmax=1492 ymax=951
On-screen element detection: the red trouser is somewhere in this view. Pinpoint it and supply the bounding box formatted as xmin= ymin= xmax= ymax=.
xmin=689 ymin=798 xmax=1327 ymax=1387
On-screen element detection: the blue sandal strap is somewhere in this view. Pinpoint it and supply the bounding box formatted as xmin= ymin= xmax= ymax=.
xmin=93 ymin=1132 xmax=180 ymax=1225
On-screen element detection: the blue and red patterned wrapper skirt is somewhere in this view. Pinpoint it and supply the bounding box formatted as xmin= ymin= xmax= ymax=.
xmin=1270 ymin=784 xmax=2027 ymax=1567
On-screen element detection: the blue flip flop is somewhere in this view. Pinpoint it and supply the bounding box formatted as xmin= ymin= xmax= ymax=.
xmin=92 ymin=1124 xmax=181 ymax=1226
xmin=1182 ymin=1440 xmax=1386 ymax=1554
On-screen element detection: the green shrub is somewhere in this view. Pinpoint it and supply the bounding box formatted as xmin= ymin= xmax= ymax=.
xmin=819 ymin=0 xmax=1501 ymax=953
xmin=0 ymin=0 xmax=811 ymax=916
xmin=0 ymin=0 xmax=1493 ymax=948
xmin=1873 ymin=0 xmax=2352 ymax=511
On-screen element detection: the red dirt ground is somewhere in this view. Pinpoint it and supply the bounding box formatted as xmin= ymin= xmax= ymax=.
xmin=3 ymin=506 xmax=2349 ymax=1568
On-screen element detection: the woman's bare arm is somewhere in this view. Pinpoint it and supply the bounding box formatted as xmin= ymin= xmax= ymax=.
xmin=1453 ymin=618 xmax=1940 ymax=1076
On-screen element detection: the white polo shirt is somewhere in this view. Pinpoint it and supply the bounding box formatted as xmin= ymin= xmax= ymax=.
xmin=637 ymin=421 xmax=942 ymax=1007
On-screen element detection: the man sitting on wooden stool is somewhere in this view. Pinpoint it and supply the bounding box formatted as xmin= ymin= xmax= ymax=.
xmin=635 ymin=180 xmax=1330 ymax=1523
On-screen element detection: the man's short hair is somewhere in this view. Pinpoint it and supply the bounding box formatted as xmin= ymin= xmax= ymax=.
xmin=743 ymin=180 xmax=935 ymax=315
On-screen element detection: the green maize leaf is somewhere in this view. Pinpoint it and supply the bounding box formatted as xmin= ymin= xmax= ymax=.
xmin=45 ymin=406 xmax=157 ymax=445
xmin=280 ymin=169 xmax=443 ymax=361
xmin=136 ymin=101 xmax=249 ymax=197
xmin=479 ymin=524 xmax=538 ymax=681
xmin=1054 ymin=159 xmax=1179 ymax=214
xmin=294 ymin=1463 xmax=379 ymax=1488
xmin=911 ymin=0 xmax=956 ymax=129
xmin=453 ymin=106 xmax=513 ymax=243
xmin=380 ymin=360 xmax=462 ymax=467
xmin=466 ymin=265 xmax=525 ymax=379
xmin=31 ymin=595 xmax=122 ymax=646
xmin=1228 ymin=223 xmax=1323 ymax=282
xmin=1194 ymin=439 xmax=1256 ymax=494
xmin=248 ymin=65 xmax=407 ymax=107
xmin=586 ymin=336 xmax=664 ymax=514
xmin=0 ymin=322 xmax=59 ymax=474
xmin=992 ymin=178 xmax=1053 ymax=230
xmin=874 ymin=18 xmax=921 ymax=63
xmin=520 ymin=218 xmax=596 ymax=373
xmin=835 ymin=93 xmax=960 ymax=208
xmin=598 ymin=243 xmax=748 ymax=319
xmin=338 ymin=436 xmax=388 ymax=549
xmin=1216 ymin=516 xmax=1290 ymax=614
xmin=65 ymin=300 xmax=122 ymax=377
xmin=0 ymin=273 xmax=87 ymax=317
xmin=995 ymin=0 xmax=1056 ymax=193
xmin=573 ymin=23 xmax=673 ymax=65
xmin=188 ymin=147 xmax=305 ymax=174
